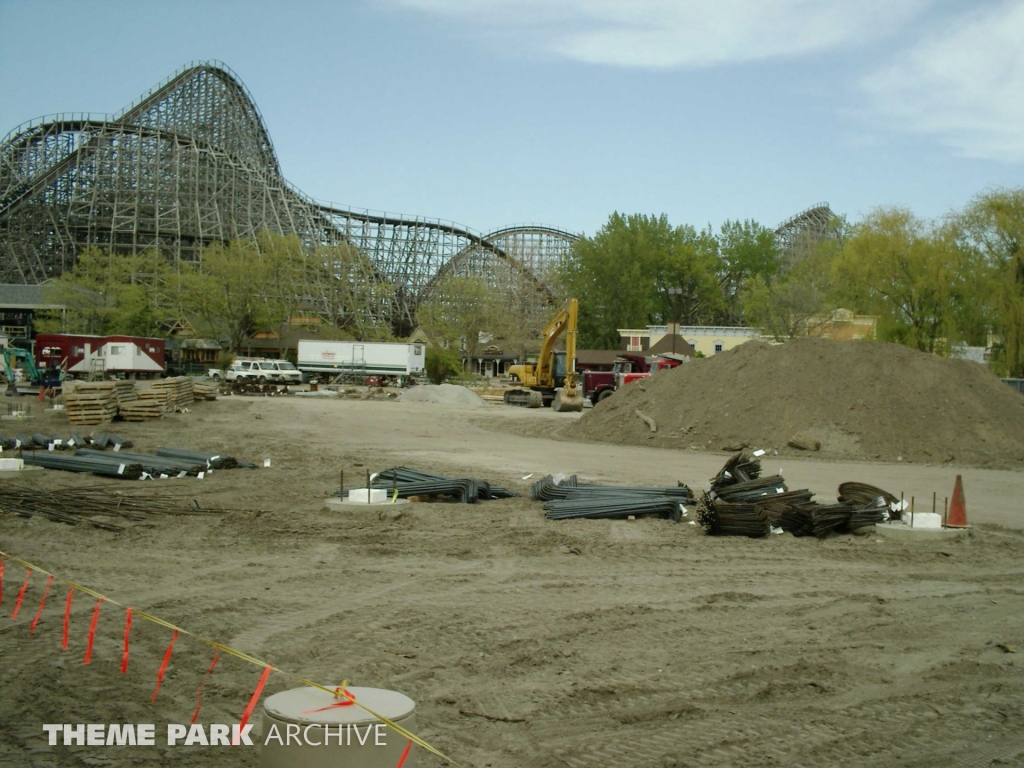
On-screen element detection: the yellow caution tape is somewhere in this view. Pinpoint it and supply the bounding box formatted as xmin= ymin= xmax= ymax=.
xmin=0 ymin=550 xmax=462 ymax=766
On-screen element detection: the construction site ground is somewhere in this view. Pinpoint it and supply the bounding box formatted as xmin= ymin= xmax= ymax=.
xmin=1 ymin=394 xmax=1023 ymax=767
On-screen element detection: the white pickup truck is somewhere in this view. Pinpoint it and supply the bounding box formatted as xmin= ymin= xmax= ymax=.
xmin=212 ymin=360 xmax=303 ymax=384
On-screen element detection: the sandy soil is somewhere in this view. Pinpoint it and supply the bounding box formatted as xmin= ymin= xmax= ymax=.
xmin=1 ymin=395 xmax=1023 ymax=767
xmin=570 ymin=339 xmax=1024 ymax=469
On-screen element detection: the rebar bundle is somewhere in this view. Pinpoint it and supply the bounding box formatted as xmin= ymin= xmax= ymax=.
xmin=710 ymin=453 xmax=762 ymax=491
xmin=809 ymin=502 xmax=859 ymax=538
xmin=529 ymin=474 xmax=693 ymax=502
xmin=22 ymin=451 xmax=144 ymax=479
xmin=696 ymin=493 xmax=771 ymax=537
xmin=92 ymin=433 xmax=132 ymax=449
xmin=713 ymin=475 xmax=789 ymax=503
xmin=0 ymin=487 xmax=228 ymax=530
xmin=760 ymin=500 xmax=817 ymax=537
xmin=837 ymin=482 xmax=897 ymax=511
xmin=369 ymin=467 xmax=517 ymax=504
xmin=845 ymin=505 xmax=888 ymax=531
xmin=156 ymin=448 xmax=250 ymax=470
xmin=696 ymin=456 xmax=902 ymax=540
xmin=544 ymin=494 xmax=684 ymax=522
xmin=759 ymin=498 xmax=887 ymax=538
xmin=75 ymin=448 xmax=206 ymax=477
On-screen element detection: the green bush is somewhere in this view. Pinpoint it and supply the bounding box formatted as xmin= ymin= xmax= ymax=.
xmin=425 ymin=347 xmax=462 ymax=384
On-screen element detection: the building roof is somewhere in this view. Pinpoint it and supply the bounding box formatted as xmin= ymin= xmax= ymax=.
xmin=165 ymin=337 xmax=222 ymax=351
xmin=647 ymin=335 xmax=696 ymax=357
xmin=0 ymin=283 xmax=60 ymax=309
xmin=467 ymin=342 xmax=514 ymax=358
xmin=577 ymin=349 xmax=622 ymax=367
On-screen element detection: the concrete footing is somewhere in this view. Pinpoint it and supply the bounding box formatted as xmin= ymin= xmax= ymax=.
xmin=324 ymin=497 xmax=411 ymax=513
xmin=0 ymin=465 xmax=44 ymax=479
xmin=873 ymin=522 xmax=970 ymax=541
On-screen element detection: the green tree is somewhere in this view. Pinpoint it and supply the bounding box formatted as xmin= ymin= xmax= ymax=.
xmin=303 ymin=241 xmax=396 ymax=340
xmin=741 ymin=217 xmax=845 ymax=341
xmin=40 ymin=247 xmax=172 ymax=335
xmin=953 ymin=188 xmax=1024 ymax=376
xmin=836 ymin=207 xmax=969 ymax=353
xmin=416 ymin=276 xmax=510 ymax=353
xmin=424 ymin=346 xmax=462 ymax=384
xmin=716 ymin=219 xmax=781 ymax=324
xmin=184 ymin=238 xmax=272 ymax=353
xmin=559 ymin=213 xmax=723 ymax=348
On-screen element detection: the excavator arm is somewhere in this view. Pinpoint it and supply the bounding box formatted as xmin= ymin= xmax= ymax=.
xmin=535 ymin=299 xmax=576 ymax=386
xmin=505 ymin=298 xmax=583 ymax=411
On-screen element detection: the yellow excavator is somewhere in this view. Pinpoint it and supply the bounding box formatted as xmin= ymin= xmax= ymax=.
xmin=504 ymin=298 xmax=584 ymax=412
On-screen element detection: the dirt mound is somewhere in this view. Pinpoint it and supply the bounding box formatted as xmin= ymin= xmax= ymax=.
xmin=569 ymin=338 xmax=1024 ymax=467
xmin=398 ymin=383 xmax=487 ymax=406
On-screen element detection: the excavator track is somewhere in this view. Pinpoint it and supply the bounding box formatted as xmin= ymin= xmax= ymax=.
xmin=503 ymin=389 xmax=545 ymax=408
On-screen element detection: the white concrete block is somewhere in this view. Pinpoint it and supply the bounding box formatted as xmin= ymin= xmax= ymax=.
xmin=0 ymin=458 xmax=23 ymax=471
xmin=348 ymin=487 xmax=387 ymax=503
xmin=905 ymin=512 xmax=942 ymax=530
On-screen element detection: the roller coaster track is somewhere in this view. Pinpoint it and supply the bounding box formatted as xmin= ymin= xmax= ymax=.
xmin=774 ymin=202 xmax=835 ymax=261
xmin=0 ymin=61 xmax=578 ymax=331
xmin=1 ymin=61 xmax=832 ymax=332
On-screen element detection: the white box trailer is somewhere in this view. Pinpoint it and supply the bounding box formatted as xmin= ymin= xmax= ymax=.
xmin=297 ymin=340 xmax=426 ymax=381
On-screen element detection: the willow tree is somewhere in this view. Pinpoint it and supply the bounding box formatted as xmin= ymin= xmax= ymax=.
xmin=559 ymin=213 xmax=723 ymax=349
xmin=954 ymin=188 xmax=1024 ymax=376
xmin=836 ymin=207 xmax=971 ymax=354
xmin=40 ymin=248 xmax=173 ymax=336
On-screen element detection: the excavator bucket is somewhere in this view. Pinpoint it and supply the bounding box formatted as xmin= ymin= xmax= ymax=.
xmin=551 ymin=388 xmax=584 ymax=412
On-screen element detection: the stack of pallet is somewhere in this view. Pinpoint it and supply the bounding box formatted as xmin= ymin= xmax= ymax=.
xmin=135 ymin=389 xmax=173 ymax=414
xmin=117 ymin=398 xmax=166 ymax=421
xmin=64 ymin=384 xmax=119 ymax=426
xmin=192 ymin=379 xmax=219 ymax=400
xmin=112 ymin=380 xmax=137 ymax=405
xmin=149 ymin=377 xmax=194 ymax=409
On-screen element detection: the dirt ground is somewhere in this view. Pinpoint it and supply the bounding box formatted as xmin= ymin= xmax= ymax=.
xmin=1 ymin=394 xmax=1023 ymax=767
xmin=570 ymin=339 xmax=1024 ymax=470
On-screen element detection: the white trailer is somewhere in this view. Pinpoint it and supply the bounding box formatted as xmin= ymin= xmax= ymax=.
xmin=297 ymin=340 xmax=426 ymax=382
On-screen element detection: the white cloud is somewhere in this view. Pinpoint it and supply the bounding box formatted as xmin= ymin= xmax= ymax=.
xmin=388 ymin=0 xmax=932 ymax=68
xmin=860 ymin=1 xmax=1024 ymax=162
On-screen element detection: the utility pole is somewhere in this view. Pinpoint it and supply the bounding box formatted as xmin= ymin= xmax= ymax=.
xmin=668 ymin=287 xmax=682 ymax=354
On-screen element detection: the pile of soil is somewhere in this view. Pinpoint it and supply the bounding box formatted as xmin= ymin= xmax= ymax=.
xmin=398 ymin=383 xmax=486 ymax=406
xmin=569 ymin=338 xmax=1024 ymax=467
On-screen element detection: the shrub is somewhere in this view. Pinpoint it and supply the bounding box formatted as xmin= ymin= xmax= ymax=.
xmin=425 ymin=347 xmax=462 ymax=384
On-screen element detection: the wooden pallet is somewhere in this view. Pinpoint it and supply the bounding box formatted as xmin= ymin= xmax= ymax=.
xmin=64 ymin=380 xmax=138 ymax=404
xmin=136 ymin=390 xmax=173 ymax=412
xmin=65 ymin=392 xmax=118 ymax=426
xmin=117 ymin=401 xmax=165 ymax=421
xmin=192 ymin=381 xmax=219 ymax=400
xmin=149 ymin=377 xmax=194 ymax=408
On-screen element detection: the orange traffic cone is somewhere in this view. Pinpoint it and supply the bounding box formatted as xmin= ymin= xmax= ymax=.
xmin=946 ymin=474 xmax=969 ymax=528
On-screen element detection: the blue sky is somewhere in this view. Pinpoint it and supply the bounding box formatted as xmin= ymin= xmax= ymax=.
xmin=1 ymin=0 xmax=1021 ymax=236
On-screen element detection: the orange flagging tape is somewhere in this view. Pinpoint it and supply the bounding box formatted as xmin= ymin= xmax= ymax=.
xmin=30 ymin=574 xmax=54 ymax=634
xmin=302 ymin=687 xmax=356 ymax=714
xmin=121 ymin=607 xmax=133 ymax=674
xmin=233 ymin=665 xmax=273 ymax=746
xmin=84 ymin=598 xmax=103 ymax=665
xmin=0 ymin=557 xmax=5 ymax=605
xmin=11 ymin=569 xmax=30 ymax=620
xmin=62 ymin=588 xmax=73 ymax=649
xmin=0 ymin=550 xmax=464 ymax=767
xmin=151 ymin=629 xmax=179 ymax=702
xmin=191 ymin=650 xmax=220 ymax=723
xmin=396 ymin=739 xmax=413 ymax=767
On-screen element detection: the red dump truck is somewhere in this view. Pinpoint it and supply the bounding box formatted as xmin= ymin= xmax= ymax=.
xmin=582 ymin=352 xmax=686 ymax=403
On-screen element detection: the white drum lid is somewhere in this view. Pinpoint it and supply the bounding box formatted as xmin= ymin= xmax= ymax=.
xmin=264 ymin=686 xmax=415 ymax=726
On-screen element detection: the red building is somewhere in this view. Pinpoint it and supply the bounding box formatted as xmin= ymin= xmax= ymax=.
xmin=34 ymin=334 xmax=164 ymax=378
